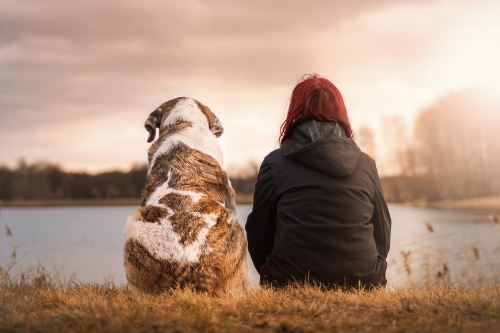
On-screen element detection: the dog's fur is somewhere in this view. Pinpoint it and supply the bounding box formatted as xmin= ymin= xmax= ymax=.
xmin=123 ymin=97 xmax=247 ymax=294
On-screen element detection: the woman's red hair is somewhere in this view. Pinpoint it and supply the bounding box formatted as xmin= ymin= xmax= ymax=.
xmin=279 ymin=74 xmax=353 ymax=144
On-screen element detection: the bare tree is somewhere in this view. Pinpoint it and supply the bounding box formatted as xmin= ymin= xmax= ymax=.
xmin=413 ymin=89 xmax=500 ymax=199
xmin=357 ymin=125 xmax=377 ymax=160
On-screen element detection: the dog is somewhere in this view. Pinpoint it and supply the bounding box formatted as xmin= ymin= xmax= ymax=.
xmin=124 ymin=97 xmax=247 ymax=294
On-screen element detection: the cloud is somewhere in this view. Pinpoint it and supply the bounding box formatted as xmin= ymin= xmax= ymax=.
xmin=0 ymin=0 xmax=498 ymax=171
xmin=0 ymin=0 xmax=411 ymax=118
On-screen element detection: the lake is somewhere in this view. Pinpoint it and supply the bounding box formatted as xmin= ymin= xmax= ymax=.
xmin=1 ymin=204 xmax=499 ymax=288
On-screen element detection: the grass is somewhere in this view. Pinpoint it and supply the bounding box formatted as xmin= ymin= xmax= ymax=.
xmin=0 ymin=283 xmax=499 ymax=333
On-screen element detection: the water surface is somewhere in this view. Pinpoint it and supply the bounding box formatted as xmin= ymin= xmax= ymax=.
xmin=1 ymin=204 xmax=499 ymax=287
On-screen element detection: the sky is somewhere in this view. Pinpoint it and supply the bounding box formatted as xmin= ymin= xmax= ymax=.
xmin=1 ymin=0 xmax=499 ymax=174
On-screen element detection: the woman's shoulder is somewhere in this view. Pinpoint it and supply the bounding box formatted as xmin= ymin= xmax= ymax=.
xmin=256 ymin=149 xmax=288 ymax=180
xmin=261 ymin=148 xmax=287 ymax=167
xmin=358 ymin=151 xmax=376 ymax=166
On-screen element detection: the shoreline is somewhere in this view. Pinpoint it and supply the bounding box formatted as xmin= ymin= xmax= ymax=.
xmin=2 ymin=195 xmax=500 ymax=215
xmin=402 ymin=196 xmax=500 ymax=215
xmin=0 ymin=194 xmax=255 ymax=208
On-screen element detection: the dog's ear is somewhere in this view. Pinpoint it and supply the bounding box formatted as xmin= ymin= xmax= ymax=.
xmin=144 ymin=109 xmax=161 ymax=143
xmin=196 ymin=101 xmax=224 ymax=137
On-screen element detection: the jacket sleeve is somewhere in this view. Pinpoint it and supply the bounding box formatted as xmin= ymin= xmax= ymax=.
xmin=245 ymin=157 xmax=277 ymax=274
xmin=371 ymin=161 xmax=392 ymax=258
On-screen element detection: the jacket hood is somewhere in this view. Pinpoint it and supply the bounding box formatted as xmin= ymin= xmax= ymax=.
xmin=281 ymin=119 xmax=361 ymax=177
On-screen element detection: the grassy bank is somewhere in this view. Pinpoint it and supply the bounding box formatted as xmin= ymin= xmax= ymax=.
xmin=0 ymin=285 xmax=499 ymax=333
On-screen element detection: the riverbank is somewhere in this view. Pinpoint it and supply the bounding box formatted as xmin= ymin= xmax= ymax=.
xmin=3 ymin=196 xmax=500 ymax=216
xmin=409 ymin=196 xmax=500 ymax=215
xmin=0 ymin=194 xmax=254 ymax=207
xmin=0 ymin=194 xmax=500 ymax=220
xmin=0 ymin=285 xmax=498 ymax=333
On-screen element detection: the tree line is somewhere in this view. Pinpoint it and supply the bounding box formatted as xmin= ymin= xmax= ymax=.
xmin=379 ymin=88 xmax=500 ymax=202
xmin=0 ymin=160 xmax=258 ymax=201
xmin=0 ymin=161 xmax=147 ymax=201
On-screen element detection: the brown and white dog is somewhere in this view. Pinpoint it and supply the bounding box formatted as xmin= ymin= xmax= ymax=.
xmin=124 ymin=97 xmax=247 ymax=294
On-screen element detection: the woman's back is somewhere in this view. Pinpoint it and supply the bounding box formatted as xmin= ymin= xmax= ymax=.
xmin=246 ymin=74 xmax=391 ymax=288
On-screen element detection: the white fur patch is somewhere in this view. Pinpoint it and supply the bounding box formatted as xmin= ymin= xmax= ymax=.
xmin=125 ymin=188 xmax=217 ymax=264
xmin=124 ymin=175 xmax=215 ymax=263
xmin=124 ymin=212 xmax=213 ymax=264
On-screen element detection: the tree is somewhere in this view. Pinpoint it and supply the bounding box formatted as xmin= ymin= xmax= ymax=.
xmin=413 ymin=89 xmax=500 ymax=199
xmin=356 ymin=125 xmax=377 ymax=160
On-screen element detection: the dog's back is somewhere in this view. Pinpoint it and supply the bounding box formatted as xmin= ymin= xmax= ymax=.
xmin=124 ymin=97 xmax=246 ymax=293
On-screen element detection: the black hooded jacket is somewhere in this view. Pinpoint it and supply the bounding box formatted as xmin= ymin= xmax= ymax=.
xmin=245 ymin=120 xmax=391 ymax=288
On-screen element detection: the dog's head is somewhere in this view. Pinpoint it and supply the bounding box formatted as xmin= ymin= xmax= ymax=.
xmin=144 ymin=97 xmax=224 ymax=143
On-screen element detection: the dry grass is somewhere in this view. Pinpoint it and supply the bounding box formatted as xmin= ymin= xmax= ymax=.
xmin=0 ymin=284 xmax=499 ymax=333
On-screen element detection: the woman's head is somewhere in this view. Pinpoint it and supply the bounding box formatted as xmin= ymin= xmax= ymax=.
xmin=279 ymin=74 xmax=353 ymax=144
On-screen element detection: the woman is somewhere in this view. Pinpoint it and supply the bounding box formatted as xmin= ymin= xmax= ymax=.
xmin=245 ymin=74 xmax=391 ymax=289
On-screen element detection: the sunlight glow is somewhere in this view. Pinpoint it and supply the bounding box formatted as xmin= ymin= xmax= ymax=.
xmin=440 ymin=16 xmax=500 ymax=90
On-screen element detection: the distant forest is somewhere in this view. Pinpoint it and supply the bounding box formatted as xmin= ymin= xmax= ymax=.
xmin=0 ymin=161 xmax=257 ymax=202
xmin=378 ymin=89 xmax=500 ymax=202
xmin=1 ymin=89 xmax=499 ymax=203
